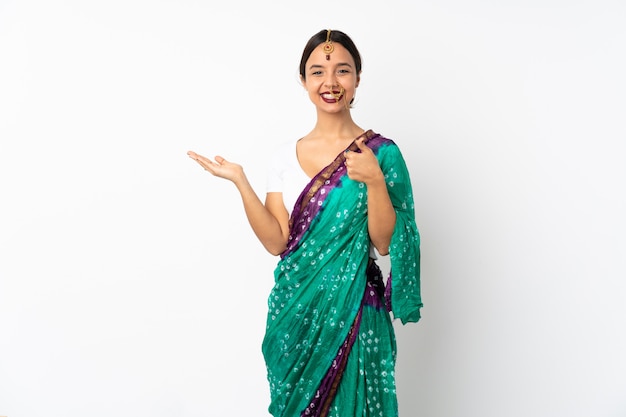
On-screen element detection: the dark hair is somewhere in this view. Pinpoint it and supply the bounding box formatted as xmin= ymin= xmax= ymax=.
xmin=299 ymin=29 xmax=362 ymax=80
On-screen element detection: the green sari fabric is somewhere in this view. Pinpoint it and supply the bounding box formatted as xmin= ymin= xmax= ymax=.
xmin=262 ymin=131 xmax=421 ymax=417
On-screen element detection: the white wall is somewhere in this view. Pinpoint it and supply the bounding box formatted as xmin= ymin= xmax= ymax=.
xmin=1 ymin=1 xmax=625 ymax=416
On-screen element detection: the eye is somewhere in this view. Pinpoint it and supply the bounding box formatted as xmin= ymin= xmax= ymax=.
xmin=311 ymin=70 xmax=323 ymax=76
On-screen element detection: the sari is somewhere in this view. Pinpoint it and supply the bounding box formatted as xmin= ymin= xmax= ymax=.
xmin=262 ymin=130 xmax=421 ymax=417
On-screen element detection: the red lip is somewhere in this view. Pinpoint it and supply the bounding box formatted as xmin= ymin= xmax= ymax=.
xmin=321 ymin=91 xmax=343 ymax=103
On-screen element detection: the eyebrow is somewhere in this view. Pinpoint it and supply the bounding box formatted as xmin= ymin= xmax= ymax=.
xmin=308 ymin=62 xmax=353 ymax=70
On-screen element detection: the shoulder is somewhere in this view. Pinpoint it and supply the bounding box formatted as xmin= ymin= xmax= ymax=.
xmin=271 ymin=138 xmax=298 ymax=153
xmin=268 ymin=138 xmax=298 ymax=162
xmin=366 ymin=131 xmax=401 ymax=155
xmin=367 ymin=131 xmax=411 ymax=173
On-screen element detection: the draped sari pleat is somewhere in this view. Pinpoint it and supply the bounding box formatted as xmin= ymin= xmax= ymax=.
xmin=262 ymin=130 xmax=421 ymax=417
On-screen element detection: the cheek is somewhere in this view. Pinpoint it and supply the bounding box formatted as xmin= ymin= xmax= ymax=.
xmin=305 ymin=80 xmax=323 ymax=94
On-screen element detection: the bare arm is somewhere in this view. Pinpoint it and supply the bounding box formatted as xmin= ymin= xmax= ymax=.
xmin=344 ymin=139 xmax=396 ymax=255
xmin=187 ymin=151 xmax=289 ymax=255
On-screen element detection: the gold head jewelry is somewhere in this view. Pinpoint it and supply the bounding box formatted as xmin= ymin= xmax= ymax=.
xmin=323 ymin=29 xmax=334 ymax=60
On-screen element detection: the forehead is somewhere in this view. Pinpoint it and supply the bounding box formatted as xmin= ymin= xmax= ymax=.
xmin=306 ymin=42 xmax=355 ymax=66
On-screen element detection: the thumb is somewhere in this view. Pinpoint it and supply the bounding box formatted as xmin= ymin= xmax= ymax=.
xmin=214 ymin=155 xmax=226 ymax=165
xmin=355 ymin=137 xmax=368 ymax=152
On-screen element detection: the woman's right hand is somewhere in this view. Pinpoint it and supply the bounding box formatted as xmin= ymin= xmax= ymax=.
xmin=187 ymin=151 xmax=244 ymax=183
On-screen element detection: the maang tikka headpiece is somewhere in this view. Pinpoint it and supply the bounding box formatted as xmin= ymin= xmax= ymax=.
xmin=323 ymin=29 xmax=334 ymax=60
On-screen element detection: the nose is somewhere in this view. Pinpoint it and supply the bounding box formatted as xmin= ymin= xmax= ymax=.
xmin=324 ymin=74 xmax=338 ymax=90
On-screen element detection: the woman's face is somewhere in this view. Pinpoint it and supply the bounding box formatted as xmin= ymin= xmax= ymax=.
xmin=301 ymin=42 xmax=360 ymax=113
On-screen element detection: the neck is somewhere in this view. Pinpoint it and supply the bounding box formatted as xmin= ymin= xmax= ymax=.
xmin=310 ymin=112 xmax=363 ymax=142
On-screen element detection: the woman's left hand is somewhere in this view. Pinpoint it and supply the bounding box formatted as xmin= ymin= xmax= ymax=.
xmin=344 ymin=137 xmax=384 ymax=185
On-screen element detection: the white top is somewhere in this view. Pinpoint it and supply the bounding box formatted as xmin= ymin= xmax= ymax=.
xmin=266 ymin=139 xmax=378 ymax=259
xmin=266 ymin=139 xmax=311 ymax=216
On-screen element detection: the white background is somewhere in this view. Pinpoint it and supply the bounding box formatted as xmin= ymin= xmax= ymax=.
xmin=1 ymin=1 xmax=625 ymax=416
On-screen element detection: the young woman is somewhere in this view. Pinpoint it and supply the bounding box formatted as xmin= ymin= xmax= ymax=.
xmin=188 ymin=29 xmax=422 ymax=417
